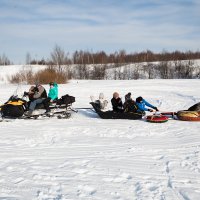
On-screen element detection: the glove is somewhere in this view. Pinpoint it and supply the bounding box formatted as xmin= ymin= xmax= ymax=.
xmin=154 ymin=107 xmax=159 ymax=111
xmin=148 ymin=109 xmax=153 ymax=112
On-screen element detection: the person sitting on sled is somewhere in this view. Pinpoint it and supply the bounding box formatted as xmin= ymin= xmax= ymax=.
xmin=43 ymin=82 xmax=58 ymax=113
xmin=123 ymin=92 xmax=138 ymax=113
xmin=25 ymin=82 xmax=47 ymax=116
xmin=125 ymin=92 xmax=132 ymax=102
xmin=111 ymin=92 xmax=124 ymax=113
xmin=90 ymin=93 xmax=108 ymax=111
xmin=136 ymin=96 xmax=159 ymax=114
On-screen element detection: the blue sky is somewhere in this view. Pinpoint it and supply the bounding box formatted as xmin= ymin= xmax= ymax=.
xmin=0 ymin=0 xmax=199 ymax=64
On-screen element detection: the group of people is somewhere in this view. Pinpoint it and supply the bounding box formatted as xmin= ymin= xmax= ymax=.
xmin=94 ymin=92 xmax=159 ymax=114
xmin=111 ymin=92 xmax=159 ymax=114
xmin=24 ymin=82 xmax=58 ymax=116
xmin=96 ymin=92 xmax=200 ymax=114
xmin=25 ymin=81 xmax=160 ymax=116
xmin=23 ymin=78 xmax=162 ymax=116
xmin=10 ymin=82 xmax=200 ymax=118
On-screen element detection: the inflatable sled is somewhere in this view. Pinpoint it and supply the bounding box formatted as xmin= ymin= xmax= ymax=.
xmin=146 ymin=114 xmax=168 ymax=123
xmin=0 ymin=94 xmax=76 ymax=119
xmin=176 ymin=110 xmax=200 ymax=121
xmin=90 ymin=102 xmax=143 ymax=120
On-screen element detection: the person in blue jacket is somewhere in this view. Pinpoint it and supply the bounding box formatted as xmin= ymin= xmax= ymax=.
xmin=136 ymin=96 xmax=158 ymax=113
xmin=43 ymin=82 xmax=58 ymax=113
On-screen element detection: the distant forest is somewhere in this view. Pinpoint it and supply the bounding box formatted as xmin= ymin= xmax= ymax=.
xmin=2 ymin=46 xmax=200 ymax=82
xmin=1 ymin=47 xmax=200 ymax=65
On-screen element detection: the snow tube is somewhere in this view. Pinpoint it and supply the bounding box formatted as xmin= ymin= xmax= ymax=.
xmin=146 ymin=115 xmax=168 ymax=123
xmin=177 ymin=110 xmax=200 ymax=121
xmin=90 ymin=102 xmax=143 ymax=120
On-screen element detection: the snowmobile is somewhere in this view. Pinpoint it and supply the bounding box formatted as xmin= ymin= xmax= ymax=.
xmin=90 ymin=102 xmax=143 ymax=120
xmin=0 ymin=94 xmax=76 ymax=120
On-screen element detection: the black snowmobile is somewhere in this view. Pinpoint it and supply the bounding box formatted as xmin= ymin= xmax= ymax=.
xmin=90 ymin=102 xmax=143 ymax=120
xmin=0 ymin=94 xmax=76 ymax=120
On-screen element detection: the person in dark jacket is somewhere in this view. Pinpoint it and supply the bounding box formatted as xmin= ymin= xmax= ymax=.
xmin=136 ymin=96 xmax=158 ymax=113
xmin=187 ymin=102 xmax=200 ymax=111
xmin=124 ymin=92 xmax=138 ymax=113
xmin=111 ymin=92 xmax=124 ymax=112
xmin=125 ymin=92 xmax=132 ymax=102
xmin=25 ymin=86 xmax=36 ymax=101
xmin=25 ymin=82 xmax=47 ymax=116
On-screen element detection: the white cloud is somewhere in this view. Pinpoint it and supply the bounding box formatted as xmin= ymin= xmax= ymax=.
xmin=0 ymin=0 xmax=199 ymax=63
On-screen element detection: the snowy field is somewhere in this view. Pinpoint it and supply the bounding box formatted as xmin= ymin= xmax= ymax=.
xmin=0 ymin=79 xmax=200 ymax=200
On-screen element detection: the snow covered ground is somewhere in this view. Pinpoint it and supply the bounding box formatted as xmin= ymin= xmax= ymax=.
xmin=0 ymin=79 xmax=200 ymax=200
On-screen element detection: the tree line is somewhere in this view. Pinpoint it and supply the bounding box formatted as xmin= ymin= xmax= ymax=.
xmin=1 ymin=46 xmax=200 ymax=65
xmin=28 ymin=48 xmax=200 ymax=65
xmin=3 ymin=45 xmax=200 ymax=83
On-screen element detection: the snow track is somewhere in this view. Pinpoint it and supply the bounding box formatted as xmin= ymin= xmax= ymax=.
xmin=0 ymin=80 xmax=200 ymax=199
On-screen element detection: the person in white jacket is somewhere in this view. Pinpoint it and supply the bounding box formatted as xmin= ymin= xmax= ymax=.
xmin=90 ymin=93 xmax=108 ymax=111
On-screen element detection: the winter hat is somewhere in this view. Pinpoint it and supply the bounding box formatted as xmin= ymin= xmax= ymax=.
xmin=125 ymin=92 xmax=132 ymax=101
xmin=136 ymin=96 xmax=143 ymax=103
xmin=35 ymin=81 xmax=40 ymax=87
xmin=113 ymin=92 xmax=119 ymax=98
xmin=49 ymin=82 xmax=54 ymax=86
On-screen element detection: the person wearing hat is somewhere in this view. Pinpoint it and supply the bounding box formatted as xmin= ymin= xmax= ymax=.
xmin=123 ymin=92 xmax=138 ymax=113
xmin=91 ymin=93 xmax=108 ymax=111
xmin=125 ymin=92 xmax=132 ymax=102
xmin=23 ymin=85 xmax=36 ymax=101
xmin=25 ymin=82 xmax=47 ymax=116
xmin=111 ymin=92 xmax=124 ymax=112
xmin=43 ymin=82 xmax=58 ymax=113
xmin=135 ymin=96 xmax=158 ymax=113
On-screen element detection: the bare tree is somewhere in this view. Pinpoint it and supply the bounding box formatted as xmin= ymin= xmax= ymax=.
xmin=91 ymin=64 xmax=106 ymax=80
xmin=76 ymin=64 xmax=90 ymax=79
xmin=0 ymin=54 xmax=11 ymax=65
xmin=182 ymin=60 xmax=194 ymax=78
xmin=122 ymin=65 xmax=130 ymax=79
xmin=157 ymin=61 xmax=170 ymax=79
xmin=51 ymin=45 xmax=66 ymax=72
xmin=174 ymin=60 xmax=194 ymax=79
xmin=26 ymin=52 xmax=31 ymax=65
xmin=132 ymin=65 xmax=140 ymax=80
xmin=143 ymin=63 xmax=155 ymax=79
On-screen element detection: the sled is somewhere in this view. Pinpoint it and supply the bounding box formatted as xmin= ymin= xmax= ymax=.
xmin=146 ymin=114 xmax=168 ymax=123
xmin=90 ymin=102 xmax=143 ymax=120
xmin=22 ymin=111 xmax=71 ymax=120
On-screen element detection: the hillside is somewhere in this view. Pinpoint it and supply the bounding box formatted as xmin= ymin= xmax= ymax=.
xmin=0 ymin=59 xmax=200 ymax=84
